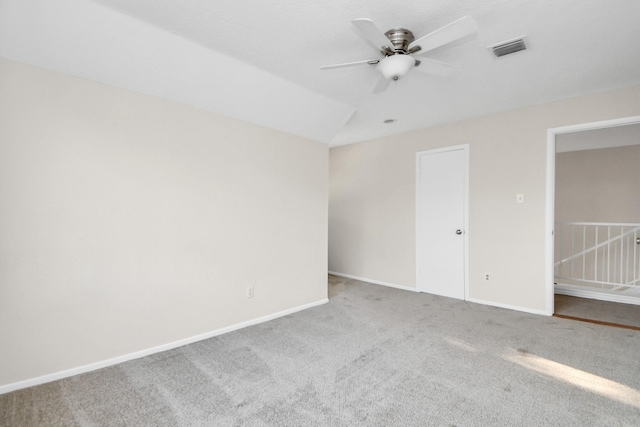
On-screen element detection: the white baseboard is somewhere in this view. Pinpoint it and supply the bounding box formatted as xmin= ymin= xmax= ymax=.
xmin=328 ymin=271 xmax=418 ymax=292
xmin=328 ymin=272 xmax=554 ymax=315
xmin=466 ymin=297 xmax=552 ymax=316
xmin=0 ymin=298 xmax=328 ymax=395
xmin=555 ymin=284 xmax=640 ymax=306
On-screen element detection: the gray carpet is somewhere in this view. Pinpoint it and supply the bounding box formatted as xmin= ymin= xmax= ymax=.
xmin=554 ymin=294 xmax=640 ymax=328
xmin=2 ymin=275 xmax=640 ymax=426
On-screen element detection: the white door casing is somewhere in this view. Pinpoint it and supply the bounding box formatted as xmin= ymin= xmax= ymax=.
xmin=416 ymin=145 xmax=469 ymax=300
xmin=546 ymin=115 xmax=640 ymax=316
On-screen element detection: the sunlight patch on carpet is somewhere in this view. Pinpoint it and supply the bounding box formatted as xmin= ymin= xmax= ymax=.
xmin=504 ymin=348 xmax=640 ymax=409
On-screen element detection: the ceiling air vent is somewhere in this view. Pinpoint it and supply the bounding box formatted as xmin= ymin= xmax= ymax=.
xmin=490 ymin=37 xmax=527 ymax=58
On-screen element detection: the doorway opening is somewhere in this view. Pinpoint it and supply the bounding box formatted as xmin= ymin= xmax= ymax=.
xmin=546 ymin=116 xmax=640 ymax=321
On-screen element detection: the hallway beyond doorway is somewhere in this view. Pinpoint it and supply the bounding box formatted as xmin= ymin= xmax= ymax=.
xmin=554 ymin=294 xmax=640 ymax=329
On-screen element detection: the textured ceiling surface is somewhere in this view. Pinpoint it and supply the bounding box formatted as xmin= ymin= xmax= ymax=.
xmin=2 ymin=0 xmax=640 ymax=145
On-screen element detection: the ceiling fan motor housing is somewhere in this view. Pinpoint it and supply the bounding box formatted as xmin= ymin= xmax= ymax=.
xmin=383 ymin=28 xmax=415 ymax=53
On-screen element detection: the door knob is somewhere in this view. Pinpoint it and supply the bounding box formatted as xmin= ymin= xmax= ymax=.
xmin=456 ymin=229 xmax=462 ymax=235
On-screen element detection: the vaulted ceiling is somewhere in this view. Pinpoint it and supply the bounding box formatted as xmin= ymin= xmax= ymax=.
xmin=1 ymin=0 xmax=640 ymax=146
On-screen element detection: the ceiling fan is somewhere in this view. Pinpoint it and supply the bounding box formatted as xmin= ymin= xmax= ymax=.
xmin=321 ymin=16 xmax=479 ymax=93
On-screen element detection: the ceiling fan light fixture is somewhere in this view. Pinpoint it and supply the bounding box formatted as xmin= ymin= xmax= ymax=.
xmin=321 ymin=16 xmax=479 ymax=93
xmin=377 ymin=54 xmax=415 ymax=80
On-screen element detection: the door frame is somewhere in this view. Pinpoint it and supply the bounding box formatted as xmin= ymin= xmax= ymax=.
xmin=415 ymin=144 xmax=470 ymax=299
xmin=545 ymin=115 xmax=640 ymax=315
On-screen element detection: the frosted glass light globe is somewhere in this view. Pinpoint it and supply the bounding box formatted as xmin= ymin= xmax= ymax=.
xmin=377 ymin=55 xmax=415 ymax=80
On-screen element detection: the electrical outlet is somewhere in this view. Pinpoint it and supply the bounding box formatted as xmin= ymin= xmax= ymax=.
xmin=246 ymin=286 xmax=254 ymax=298
xmin=485 ymin=273 xmax=490 ymax=281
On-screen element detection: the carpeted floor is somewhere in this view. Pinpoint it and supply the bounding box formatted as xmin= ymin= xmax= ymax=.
xmin=554 ymin=294 xmax=640 ymax=328
xmin=2 ymin=275 xmax=640 ymax=426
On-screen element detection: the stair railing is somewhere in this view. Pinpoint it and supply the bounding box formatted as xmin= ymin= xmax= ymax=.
xmin=555 ymin=222 xmax=640 ymax=291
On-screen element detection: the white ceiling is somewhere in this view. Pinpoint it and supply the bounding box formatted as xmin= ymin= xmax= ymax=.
xmin=2 ymin=0 xmax=640 ymax=146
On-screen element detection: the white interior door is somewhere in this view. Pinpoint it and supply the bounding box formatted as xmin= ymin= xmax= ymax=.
xmin=416 ymin=146 xmax=468 ymax=299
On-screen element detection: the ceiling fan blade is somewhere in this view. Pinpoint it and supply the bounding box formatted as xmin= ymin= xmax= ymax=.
xmin=352 ymin=18 xmax=393 ymax=53
xmin=414 ymin=58 xmax=457 ymax=76
xmin=408 ymin=16 xmax=478 ymax=54
xmin=372 ymin=76 xmax=391 ymax=93
xmin=320 ymin=59 xmax=379 ymax=70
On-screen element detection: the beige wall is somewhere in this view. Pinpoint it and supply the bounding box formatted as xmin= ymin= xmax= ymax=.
xmin=329 ymin=84 xmax=640 ymax=313
xmin=556 ymin=144 xmax=640 ymax=223
xmin=0 ymin=58 xmax=328 ymax=388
